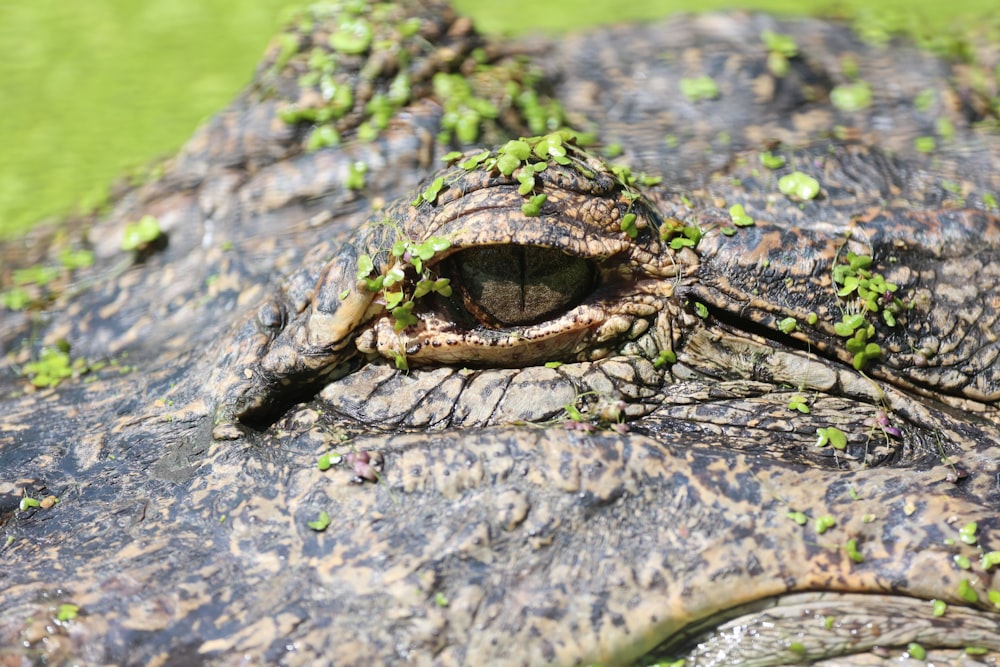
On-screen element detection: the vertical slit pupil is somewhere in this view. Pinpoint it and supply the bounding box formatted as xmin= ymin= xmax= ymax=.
xmin=452 ymin=245 xmax=596 ymax=326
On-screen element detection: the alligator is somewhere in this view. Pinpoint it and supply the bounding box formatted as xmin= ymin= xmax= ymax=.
xmin=1 ymin=1 xmax=999 ymax=665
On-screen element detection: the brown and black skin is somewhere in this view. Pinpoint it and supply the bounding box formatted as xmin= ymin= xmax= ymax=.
xmin=2 ymin=2 xmax=1000 ymax=666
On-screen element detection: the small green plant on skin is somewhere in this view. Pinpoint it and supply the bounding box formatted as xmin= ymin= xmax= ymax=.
xmin=317 ymin=452 xmax=343 ymax=471
xmin=958 ymin=521 xmax=978 ymax=545
xmin=845 ymin=538 xmax=864 ymax=563
xmin=19 ymin=495 xmax=40 ymax=511
xmin=989 ymin=589 xmax=1000 ymax=608
xmin=831 ymin=251 xmax=906 ymax=370
xmin=761 ymin=31 xmax=798 ymax=77
xmin=914 ymin=89 xmax=935 ymax=112
xmin=55 ymin=604 xmax=79 ymax=622
xmin=907 ymin=643 xmax=926 ymax=660
xmin=308 ymin=510 xmax=332 ymax=531
xmin=653 ymin=349 xmax=676 ymax=369
xmin=59 ymin=248 xmax=94 ymax=270
xmin=679 ymin=75 xmax=719 ymax=102
xmin=957 ymin=578 xmax=979 ymax=603
xmin=932 ymin=599 xmax=947 ymax=616
xmin=728 ymin=204 xmax=755 ymax=228
xmin=121 ymin=215 xmax=162 ymax=252
xmin=2 ymin=287 xmax=32 ymax=310
xmin=21 ymin=341 xmax=90 ymax=388
xmin=814 ymin=515 xmax=836 ymax=534
xmin=2 ymin=249 xmax=96 ymax=311
xmin=433 ymin=72 xmax=500 ymax=144
xmin=936 ymin=116 xmax=954 ymax=141
xmin=5 ymin=265 xmax=55 ymax=306
xmin=602 ymin=143 xmax=623 ymax=158
xmin=442 ymin=133 xmax=694 ymax=248
xmin=759 ymin=151 xmax=786 ymax=170
xmin=778 ymin=172 xmax=820 ymax=200
xmin=662 ymin=219 xmax=701 ymax=250
xmin=329 ymin=16 xmax=374 ymax=55
xmin=557 ymin=391 xmax=631 ymax=435
xmin=830 ymin=81 xmax=872 ymax=112
xmin=816 ymin=426 xmax=848 ymax=450
xmin=778 ymin=317 xmax=797 ymax=334
xmin=306 ymin=124 xmax=341 ymax=151
xmin=412 ymin=176 xmax=446 ymax=206
xmin=787 ymin=394 xmax=810 ymax=413
xmin=619 ymin=212 xmax=638 ymax=238
xmin=345 ymin=161 xmax=367 ymax=190
xmin=787 ymin=510 xmax=808 ymax=525
xmin=274 ymin=4 xmax=571 ymax=151
xmin=356 ymin=234 xmax=453 ymax=335
xmin=915 ymin=136 xmax=936 ymax=153
xmin=521 ymin=194 xmax=548 ymax=217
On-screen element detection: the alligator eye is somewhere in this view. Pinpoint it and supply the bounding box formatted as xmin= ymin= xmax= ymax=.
xmin=447 ymin=245 xmax=597 ymax=326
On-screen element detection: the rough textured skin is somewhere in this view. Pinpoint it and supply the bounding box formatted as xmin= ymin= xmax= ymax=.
xmin=2 ymin=2 xmax=1000 ymax=666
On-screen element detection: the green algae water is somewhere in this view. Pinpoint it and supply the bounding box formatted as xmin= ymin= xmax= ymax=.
xmin=0 ymin=0 xmax=996 ymax=238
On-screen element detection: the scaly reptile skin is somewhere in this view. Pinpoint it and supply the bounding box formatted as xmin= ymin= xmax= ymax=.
xmin=1 ymin=2 xmax=999 ymax=665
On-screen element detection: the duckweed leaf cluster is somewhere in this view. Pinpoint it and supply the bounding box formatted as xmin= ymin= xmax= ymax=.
xmin=814 ymin=514 xmax=836 ymax=534
xmin=2 ymin=249 xmax=95 ymax=312
xmin=21 ymin=342 xmax=91 ymax=389
xmin=778 ymin=317 xmax=798 ymax=334
xmin=317 ymin=452 xmax=343 ymax=470
xmin=728 ymin=204 xmax=756 ymax=228
xmin=652 ymin=349 xmax=677 ymax=368
xmin=787 ymin=394 xmax=810 ymax=413
xmin=19 ymin=496 xmax=40 ymax=511
xmin=356 ymin=234 xmax=452 ymax=336
xmin=308 ymin=510 xmax=332 ymax=531
xmin=268 ymin=2 xmax=573 ymax=156
xmin=442 ymin=132 xmax=689 ymax=246
xmin=831 ymin=251 xmax=906 ymax=369
xmin=55 ymin=604 xmax=80 ymax=622
xmin=558 ymin=392 xmax=630 ymax=435
xmin=815 ymin=426 xmax=848 ymax=449
xmin=830 ymin=81 xmax=872 ymax=112
xmin=121 ymin=215 xmax=163 ymax=252
xmin=345 ymin=161 xmax=367 ymax=190
xmin=845 ymin=538 xmax=864 ymax=563
xmin=761 ymin=30 xmax=798 ymax=78
xmin=778 ymin=172 xmax=820 ymax=200
xmin=680 ymin=76 xmax=719 ymax=102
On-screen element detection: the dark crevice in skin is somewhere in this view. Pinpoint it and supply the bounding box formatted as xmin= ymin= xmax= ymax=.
xmin=236 ymin=382 xmax=325 ymax=432
xmin=236 ymin=358 xmax=364 ymax=431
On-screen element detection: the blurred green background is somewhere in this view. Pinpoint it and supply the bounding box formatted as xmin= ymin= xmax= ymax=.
xmin=0 ymin=0 xmax=995 ymax=238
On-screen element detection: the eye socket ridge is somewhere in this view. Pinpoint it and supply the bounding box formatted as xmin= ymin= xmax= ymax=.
xmin=440 ymin=244 xmax=598 ymax=327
